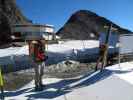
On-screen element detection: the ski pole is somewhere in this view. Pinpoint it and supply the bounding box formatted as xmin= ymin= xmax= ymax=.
xmin=0 ymin=67 xmax=4 ymax=100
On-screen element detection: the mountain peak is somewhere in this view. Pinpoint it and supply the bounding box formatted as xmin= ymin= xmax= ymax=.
xmin=57 ymin=10 xmax=131 ymax=40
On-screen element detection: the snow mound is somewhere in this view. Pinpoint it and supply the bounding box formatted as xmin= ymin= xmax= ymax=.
xmin=107 ymin=62 xmax=133 ymax=85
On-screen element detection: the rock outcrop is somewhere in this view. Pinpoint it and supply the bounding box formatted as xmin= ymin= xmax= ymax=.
xmin=0 ymin=0 xmax=31 ymax=47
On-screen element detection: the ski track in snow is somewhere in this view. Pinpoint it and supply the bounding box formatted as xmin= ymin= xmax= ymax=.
xmin=4 ymin=62 xmax=133 ymax=100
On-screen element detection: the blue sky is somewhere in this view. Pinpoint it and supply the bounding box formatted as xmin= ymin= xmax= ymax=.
xmin=16 ymin=0 xmax=133 ymax=32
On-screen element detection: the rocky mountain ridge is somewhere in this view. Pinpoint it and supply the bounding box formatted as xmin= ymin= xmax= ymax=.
xmin=57 ymin=10 xmax=132 ymax=40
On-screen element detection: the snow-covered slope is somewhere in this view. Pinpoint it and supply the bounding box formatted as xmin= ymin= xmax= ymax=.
xmin=0 ymin=40 xmax=99 ymax=57
xmin=0 ymin=40 xmax=117 ymax=57
xmin=0 ymin=40 xmax=118 ymax=67
xmin=5 ymin=62 xmax=133 ymax=100
xmin=48 ymin=40 xmax=99 ymax=52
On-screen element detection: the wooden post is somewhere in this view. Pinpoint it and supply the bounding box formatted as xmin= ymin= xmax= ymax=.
xmin=95 ymin=24 xmax=112 ymax=71
xmin=101 ymin=24 xmax=112 ymax=71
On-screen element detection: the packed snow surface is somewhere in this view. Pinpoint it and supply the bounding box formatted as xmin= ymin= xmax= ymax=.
xmin=5 ymin=62 xmax=133 ymax=100
xmin=107 ymin=62 xmax=133 ymax=85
